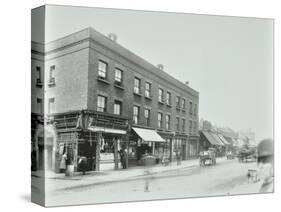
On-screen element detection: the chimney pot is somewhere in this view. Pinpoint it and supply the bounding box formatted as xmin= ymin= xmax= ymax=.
xmin=108 ymin=33 xmax=117 ymax=42
xmin=157 ymin=64 xmax=164 ymax=70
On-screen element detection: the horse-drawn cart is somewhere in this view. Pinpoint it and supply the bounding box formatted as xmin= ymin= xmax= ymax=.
xmin=237 ymin=147 xmax=257 ymax=163
xmin=199 ymin=148 xmax=216 ymax=166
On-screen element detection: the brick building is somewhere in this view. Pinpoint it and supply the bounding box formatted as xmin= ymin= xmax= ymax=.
xmin=31 ymin=27 xmax=199 ymax=172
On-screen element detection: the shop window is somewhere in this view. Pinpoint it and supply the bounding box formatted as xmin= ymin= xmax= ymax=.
xmin=100 ymin=138 xmax=114 ymax=153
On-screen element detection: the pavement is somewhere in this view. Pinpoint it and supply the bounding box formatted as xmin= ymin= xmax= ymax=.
xmin=31 ymin=157 xmax=228 ymax=192
xmin=43 ymin=157 xmax=259 ymax=206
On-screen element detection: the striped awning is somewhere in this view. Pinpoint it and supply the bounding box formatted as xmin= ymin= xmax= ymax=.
xmin=211 ymin=133 xmax=225 ymax=146
xmin=202 ymin=131 xmax=223 ymax=146
xmin=217 ymin=134 xmax=230 ymax=145
xmin=133 ymin=127 xmax=165 ymax=142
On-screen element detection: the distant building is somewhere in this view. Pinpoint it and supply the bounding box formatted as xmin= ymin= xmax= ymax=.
xmin=239 ymin=129 xmax=256 ymax=146
xmin=31 ymin=27 xmax=200 ymax=172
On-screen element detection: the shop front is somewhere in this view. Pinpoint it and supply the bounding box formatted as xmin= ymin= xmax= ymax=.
xmin=50 ymin=110 xmax=129 ymax=173
xmin=128 ymin=127 xmax=166 ymax=166
xmin=188 ymin=135 xmax=200 ymax=158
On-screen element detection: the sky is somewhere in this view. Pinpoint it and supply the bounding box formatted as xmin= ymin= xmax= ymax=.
xmin=32 ymin=5 xmax=274 ymax=142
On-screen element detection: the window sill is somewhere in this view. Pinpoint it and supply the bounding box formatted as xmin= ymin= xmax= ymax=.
xmin=114 ymin=84 xmax=125 ymax=90
xmin=158 ymin=101 xmax=165 ymax=105
xmin=166 ymin=104 xmax=172 ymax=108
xmin=133 ymin=92 xmax=142 ymax=97
xmin=144 ymin=95 xmax=152 ymax=100
xmin=48 ymin=83 xmax=56 ymax=87
xmin=36 ymin=83 xmax=43 ymax=88
xmin=176 ymin=107 xmax=181 ymax=111
xmin=97 ymin=77 xmax=110 ymax=84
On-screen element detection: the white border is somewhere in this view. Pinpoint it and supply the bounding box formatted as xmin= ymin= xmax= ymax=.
xmin=0 ymin=0 xmax=279 ymax=211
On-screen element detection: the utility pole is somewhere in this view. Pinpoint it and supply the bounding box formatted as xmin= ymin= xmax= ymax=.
xmin=114 ymin=138 xmax=118 ymax=170
xmin=96 ymin=131 xmax=101 ymax=171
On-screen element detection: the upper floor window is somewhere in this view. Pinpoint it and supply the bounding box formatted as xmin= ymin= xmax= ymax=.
xmin=182 ymin=98 xmax=186 ymax=110
xmin=113 ymin=100 xmax=122 ymax=115
xmin=134 ymin=77 xmax=141 ymax=94
xmin=166 ymin=114 xmax=171 ymax=130
xmin=189 ymin=120 xmax=193 ymax=134
xmin=194 ymin=104 xmax=197 ymax=116
xmin=158 ymin=88 xmax=164 ymax=103
xmin=37 ymin=98 xmax=43 ymax=114
xmin=189 ymin=101 xmax=193 ymax=114
xmin=166 ymin=92 xmax=171 ymax=105
xmin=176 ymin=96 xmax=180 ymax=108
xmin=176 ymin=117 xmax=180 ymax=131
xmin=144 ymin=108 xmax=151 ymax=126
xmin=48 ymin=98 xmax=55 ymax=114
xmin=193 ymin=121 xmax=197 ymax=134
xmin=98 ymin=60 xmax=108 ymax=79
xmin=145 ymin=82 xmax=152 ymax=98
xmin=133 ymin=106 xmax=140 ymax=124
xmin=48 ymin=65 xmax=55 ymax=86
xmin=182 ymin=118 xmax=186 ymax=132
xmin=115 ymin=68 xmax=123 ymax=85
xmin=97 ymin=95 xmax=107 ymax=112
xmin=158 ymin=112 xmax=163 ymax=128
xmin=36 ymin=67 xmax=43 ymax=87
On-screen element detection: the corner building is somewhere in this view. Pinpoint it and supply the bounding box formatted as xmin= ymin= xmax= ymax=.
xmin=31 ymin=27 xmax=199 ymax=172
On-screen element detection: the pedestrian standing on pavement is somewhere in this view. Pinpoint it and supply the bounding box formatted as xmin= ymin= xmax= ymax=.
xmin=257 ymin=139 xmax=274 ymax=193
xmin=60 ymin=153 xmax=67 ymax=173
xmin=176 ymin=151 xmax=181 ymax=165
xmin=79 ymin=156 xmax=87 ymax=175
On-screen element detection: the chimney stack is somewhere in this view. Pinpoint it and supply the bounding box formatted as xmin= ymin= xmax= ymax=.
xmin=108 ymin=33 xmax=117 ymax=42
xmin=185 ymin=81 xmax=189 ymax=86
xmin=157 ymin=64 xmax=164 ymax=70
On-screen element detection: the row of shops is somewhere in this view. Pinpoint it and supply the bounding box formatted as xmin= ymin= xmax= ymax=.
xmin=199 ymin=130 xmax=246 ymax=156
xmin=31 ymin=110 xmax=200 ymax=173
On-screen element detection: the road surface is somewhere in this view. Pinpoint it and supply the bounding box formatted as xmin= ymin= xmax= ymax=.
xmin=45 ymin=159 xmax=260 ymax=207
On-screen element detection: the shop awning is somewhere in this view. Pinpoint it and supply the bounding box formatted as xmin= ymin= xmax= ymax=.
xmin=217 ymin=134 xmax=230 ymax=145
xmin=235 ymin=138 xmax=244 ymax=147
xmin=202 ymin=131 xmax=223 ymax=146
xmin=132 ymin=127 xmax=165 ymax=142
xmin=223 ymin=136 xmax=234 ymax=145
xmin=88 ymin=126 xmax=126 ymax=134
xmin=211 ymin=133 xmax=225 ymax=146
